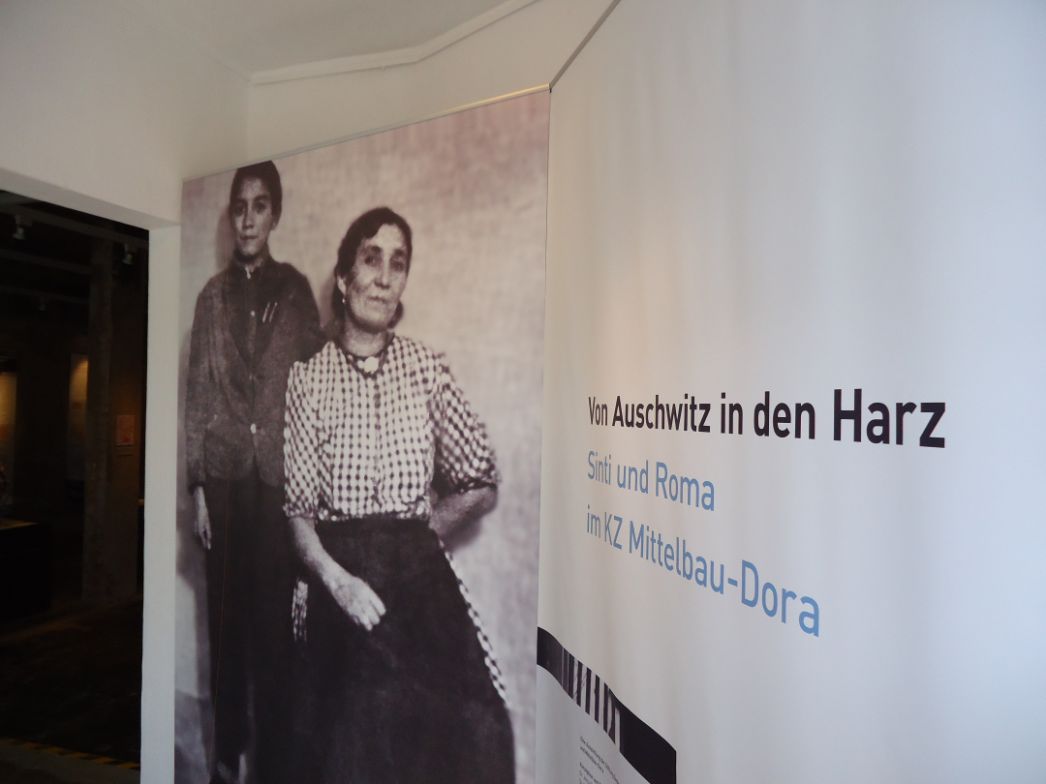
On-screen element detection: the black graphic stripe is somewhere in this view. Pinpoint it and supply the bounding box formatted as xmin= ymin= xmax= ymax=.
xmin=536 ymin=627 xmax=676 ymax=784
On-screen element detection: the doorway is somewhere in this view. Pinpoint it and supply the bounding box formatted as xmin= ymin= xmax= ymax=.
xmin=0 ymin=189 xmax=147 ymax=770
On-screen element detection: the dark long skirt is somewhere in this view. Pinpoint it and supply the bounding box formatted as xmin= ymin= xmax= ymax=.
xmin=289 ymin=518 xmax=515 ymax=783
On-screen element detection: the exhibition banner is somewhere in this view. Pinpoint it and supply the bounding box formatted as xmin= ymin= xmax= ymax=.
xmin=175 ymin=92 xmax=549 ymax=783
xmin=538 ymin=1 xmax=1046 ymax=782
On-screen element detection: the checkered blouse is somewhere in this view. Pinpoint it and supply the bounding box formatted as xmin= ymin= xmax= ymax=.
xmin=283 ymin=336 xmax=499 ymax=522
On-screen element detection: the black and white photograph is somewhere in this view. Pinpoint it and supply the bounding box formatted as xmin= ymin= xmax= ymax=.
xmin=175 ymin=91 xmax=550 ymax=784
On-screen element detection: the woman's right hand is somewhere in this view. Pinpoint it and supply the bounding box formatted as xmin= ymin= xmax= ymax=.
xmin=292 ymin=579 xmax=309 ymax=643
xmin=324 ymin=567 xmax=386 ymax=631
xmin=193 ymin=486 xmax=212 ymax=550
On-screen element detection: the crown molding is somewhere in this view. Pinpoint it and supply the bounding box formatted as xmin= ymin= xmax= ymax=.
xmin=250 ymin=0 xmax=537 ymax=86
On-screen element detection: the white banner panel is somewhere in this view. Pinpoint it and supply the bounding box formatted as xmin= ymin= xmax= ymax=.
xmin=539 ymin=1 xmax=1046 ymax=782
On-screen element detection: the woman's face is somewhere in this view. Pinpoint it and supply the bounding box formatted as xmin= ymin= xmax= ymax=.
xmin=230 ymin=176 xmax=278 ymax=262
xmin=338 ymin=222 xmax=409 ymax=333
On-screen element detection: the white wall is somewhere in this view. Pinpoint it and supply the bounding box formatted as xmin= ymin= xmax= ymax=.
xmin=246 ymin=0 xmax=610 ymax=160
xmin=142 ymin=225 xmax=183 ymax=782
xmin=0 ymin=0 xmax=248 ymax=226
xmin=0 ymin=4 xmax=249 ymax=783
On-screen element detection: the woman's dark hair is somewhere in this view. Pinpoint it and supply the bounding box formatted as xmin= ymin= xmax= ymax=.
xmin=229 ymin=160 xmax=283 ymax=219
xmin=331 ymin=207 xmax=413 ymax=325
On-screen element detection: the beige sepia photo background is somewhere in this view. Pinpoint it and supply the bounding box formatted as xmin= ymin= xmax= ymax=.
xmin=175 ymin=90 xmax=549 ymax=782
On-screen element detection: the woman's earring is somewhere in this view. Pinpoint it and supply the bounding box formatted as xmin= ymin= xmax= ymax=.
xmin=337 ymin=279 xmax=351 ymax=312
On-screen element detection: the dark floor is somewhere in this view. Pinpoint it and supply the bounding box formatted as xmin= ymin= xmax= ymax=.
xmin=0 ymin=760 xmax=70 ymax=784
xmin=0 ymin=740 xmax=138 ymax=784
xmin=0 ymin=599 xmax=143 ymax=765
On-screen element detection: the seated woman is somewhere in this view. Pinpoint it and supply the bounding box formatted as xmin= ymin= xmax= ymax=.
xmin=283 ymin=207 xmax=514 ymax=782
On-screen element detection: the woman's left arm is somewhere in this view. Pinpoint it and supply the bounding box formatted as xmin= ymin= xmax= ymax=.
xmin=430 ymin=357 xmax=500 ymax=541
xmin=430 ymin=485 xmax=497 ymax=541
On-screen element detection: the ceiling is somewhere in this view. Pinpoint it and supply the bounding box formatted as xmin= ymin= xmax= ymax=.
xmin=126 ymin=0 xmax=536 ymax=82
